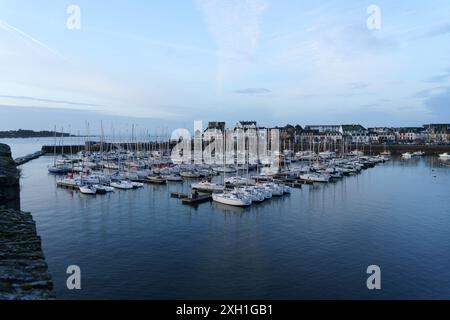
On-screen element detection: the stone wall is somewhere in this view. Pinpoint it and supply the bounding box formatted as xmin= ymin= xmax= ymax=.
xmin=0 ymin=208 xmax=54 ymax=299
xmin=0 ymin=143 xmax=54 ymax=299
xmin=0 ymin=144 xmax=20 ymax=211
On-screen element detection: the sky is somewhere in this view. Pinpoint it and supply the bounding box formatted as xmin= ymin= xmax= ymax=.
xmin=0 ymin=0 xmax=450 ymax=132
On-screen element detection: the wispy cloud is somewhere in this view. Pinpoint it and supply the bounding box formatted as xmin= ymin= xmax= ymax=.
xmin=0 ymin=95 xmax=104 ymax=108
xmin=424 ymin=68 xmax=450 ymax=83
xmin=348 ymin=82 xmax=369 ymax=90
xmin=0 ymin=19 xmax=173 ymax=119
xmin=233 ymin=88 xmax=271 ymax=95
xmin=424 ymin=21 xmax=450 ymax=38
xmin=196 ymin=0 xmax=267 ymax=91
xmin=0 ymin=20 xmax=68 ymax=61
xmin=423 ymin=86 xmax=450 ymax=117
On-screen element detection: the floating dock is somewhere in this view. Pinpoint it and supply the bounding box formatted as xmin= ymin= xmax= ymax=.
xmin=170 ymin=192 xmax=188 ymax=199
xmin=56 ymin=181 xmax=80 ymax=190
xmin=170 ymin=192 xmax=212 ymax=205
xmin=182 ymin=194 xmax=212 ymax=205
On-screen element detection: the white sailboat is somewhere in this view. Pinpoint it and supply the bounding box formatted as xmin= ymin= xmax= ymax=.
xmin=191 ymin=181 xmax=225 ymax=193
xmin=299 ymin=173 xmax=331 ymax=183
xmin=212 ymin=192 xmax=252 ymax=207
xmin=110 ymin=181 xmax=134 ymax=190
xmin=401 ymin=152 xmax=413 ymax=159
xmin=79 ymin=185 xmax=97 ymax=195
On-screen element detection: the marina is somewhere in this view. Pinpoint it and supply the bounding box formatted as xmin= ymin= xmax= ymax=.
xmin=13 ymin=148 xmax=450 ymax=300
xmin=2 ymin=127 xmax=450 ymax=299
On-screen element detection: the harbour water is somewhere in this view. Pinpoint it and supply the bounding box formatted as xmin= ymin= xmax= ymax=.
xmin=4 ymin=139 xmax=450 ymax=299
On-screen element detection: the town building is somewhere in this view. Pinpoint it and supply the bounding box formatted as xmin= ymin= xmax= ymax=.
xmin=340 ymin=124 xmax=369 ymax=144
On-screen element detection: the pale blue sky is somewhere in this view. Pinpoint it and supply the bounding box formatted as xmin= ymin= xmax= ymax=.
xmin=1 ymin=0 xmax=450 ymax=131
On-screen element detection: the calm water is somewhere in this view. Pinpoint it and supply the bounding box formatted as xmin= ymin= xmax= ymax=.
xmin=8 ymin=139 xmax=450 ymax=299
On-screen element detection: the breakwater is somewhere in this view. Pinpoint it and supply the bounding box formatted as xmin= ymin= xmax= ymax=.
xmin=15 ymin=150 xmax=46 ymax=166
xmin=0 ymin=143 xmax=54 ymax=300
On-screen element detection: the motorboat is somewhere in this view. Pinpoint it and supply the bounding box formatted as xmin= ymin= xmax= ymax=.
xmin=439 ymin=152 xmax=450 ymax=160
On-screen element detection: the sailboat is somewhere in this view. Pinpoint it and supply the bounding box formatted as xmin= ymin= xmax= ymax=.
xmin=212 ymin=130 xmax=251 ymax=207
xmin=79 ymin=185 xmax=97 ymax=195
xmin=192 ymin=181 xmax=225 ymax=193
xmin=402 ymin=152 xmax=413 ymax=159
xmin=439 ymin=152 xmax=450 ymax=160
xmin=48 ymin=126 xmax=71 ymax=174
xmin=212 ymin=192 xmax=252 ymax=207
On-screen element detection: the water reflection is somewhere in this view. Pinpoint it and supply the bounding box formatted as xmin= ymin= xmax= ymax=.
xmin=15 ymin=155 xmax=450 ymax=299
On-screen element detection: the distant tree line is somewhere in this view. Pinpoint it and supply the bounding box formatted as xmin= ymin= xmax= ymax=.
xmin=0 ymin=129 xmax=73 ymax=139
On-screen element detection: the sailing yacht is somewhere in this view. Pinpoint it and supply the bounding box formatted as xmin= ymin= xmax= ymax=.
xmin=239 ymin=187 xmax=265 ymax=203
xmin=439 ymin=152 xmax=450 ymax=160
xmin=212 ymin=192 xmax=252 ymax=207
xmin=402 ymin=152 xmax=413 ymax=159
xmin=299 ymin=172 xmax=331 ymax=183
xmin=79 ymin=185 xmax=97 ymax=195
xmin=191 ymin=181 xmax=225 ymax=193
xmin=110 ymin=181 xmax=134 ymax=190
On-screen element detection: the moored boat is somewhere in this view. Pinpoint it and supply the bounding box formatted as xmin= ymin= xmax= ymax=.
xmin=212 ymin=192 xmax=252 ymax=207
xmin=79 ymin=185 xmax=97 ymax=195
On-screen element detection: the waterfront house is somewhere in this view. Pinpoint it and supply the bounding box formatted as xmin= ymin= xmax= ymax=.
xmin=207 ymin=121 xmax=226 ymax=132
xmin=304 ymin=125 xmax=341 ymax=134
xmin=396 ymin=127 xmax=426 ymax=144
xmin=235 ymin=121 xmax=258 ymax=131
xmin=340 ymin=124 xmax=369 ymax=144
xmin=368 ymin=127 xmax=397 ymax=144
xmin=423 ymin=124 xmax=450 ymax=144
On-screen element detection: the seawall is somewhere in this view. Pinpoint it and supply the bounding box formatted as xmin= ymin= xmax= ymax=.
xmin=0 ymin=144 xmax=20 ymax=211
xmin=0 ymin=143 xmax=54 ymax=300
